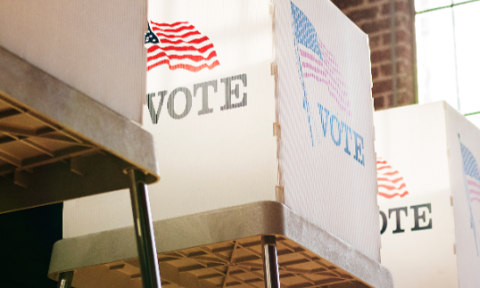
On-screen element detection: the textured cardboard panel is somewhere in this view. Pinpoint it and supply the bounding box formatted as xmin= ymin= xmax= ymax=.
xmin=274 ymin=0 xmax=380 ymax=261
xmin=0 ymin=0 xmax=147 ymax=122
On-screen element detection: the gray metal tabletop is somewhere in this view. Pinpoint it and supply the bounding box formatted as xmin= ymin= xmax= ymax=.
xmin=49 ymin=201 xmax=393 ymax=288
xmin=0 ymin=46 xmax=159 ymax=213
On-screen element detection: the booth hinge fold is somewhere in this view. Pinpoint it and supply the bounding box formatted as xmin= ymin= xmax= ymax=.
xmin=271 ymin=62 xmax=278 ymax=76
xmin=271 ymin=62 xmax=278 ymax=102
xmin=269 ymin=3 xmax=275 ymax=16
xmin=273 ymin=123 xmax=281 ymax=138
xmin=454 ymin=244 xmax=456 ymax=255
xmin=276 ymin=186 xmax=284 ymax=204
xmin=450 ymin=196 xmax=454 ymax=206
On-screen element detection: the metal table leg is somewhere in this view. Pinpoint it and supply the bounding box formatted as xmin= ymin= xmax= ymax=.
xmin=262 ymin=235 xmax=281 ymax=288
xmin=127 ymin=169 xmax=162 ymax=288
xmin=57 ymin=271 xmax=74 ymax=288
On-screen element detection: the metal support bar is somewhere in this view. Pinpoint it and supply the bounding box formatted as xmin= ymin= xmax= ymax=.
xmin=57 ymin=271 xmax=74 ymax=288
xmin=262 ymin=235 xmax=281 ymax=288
xmin=127 ymin=169 xmax=162 ymax=288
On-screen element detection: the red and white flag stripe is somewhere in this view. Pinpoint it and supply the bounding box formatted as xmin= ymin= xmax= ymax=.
xmin=377 ymin=158 xmax=409 ymax=199
xmin=299 ymin=40 xmax=350 ymax=115
xmin=466 ymin=175 xmax=480 ymax=204
xmin=147 ymin=21 xmax=220 ymax=72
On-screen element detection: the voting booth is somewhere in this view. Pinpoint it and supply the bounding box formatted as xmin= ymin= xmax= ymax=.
xmin=64 ymin=0 xmax=380 ymax=261
xmin=375 ymin=101 xmax=480 ymax=288
xmin=46 ymin=0 xmax=393 ymax=287
xmin=0 ymin=1 xmax=165 ymax=287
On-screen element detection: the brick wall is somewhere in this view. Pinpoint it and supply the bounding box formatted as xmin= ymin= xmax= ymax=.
xmin=331 ymin=0 xmax=416 ymax=110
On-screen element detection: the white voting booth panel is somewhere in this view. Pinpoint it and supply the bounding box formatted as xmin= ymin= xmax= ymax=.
xmin=375 ymin=101 xmax=480 ymax=288
xmin=64 ymin=0 xmax=381 ymax=262
xmin=0 ymin=0 xmax=147 ymax=123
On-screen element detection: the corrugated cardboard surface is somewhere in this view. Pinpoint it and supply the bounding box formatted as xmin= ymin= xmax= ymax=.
xmin=63 ymin=0 xmax=277 ymax=238
xmin=445 ymin=104 xmax=480 ymax=288
xmin=375 ymin=102 xmax=458 ymax=288
xmin=274 ymin=0 xmax=380 ymax=261
xmin=0 ymin=0 xmax=146 ymax=122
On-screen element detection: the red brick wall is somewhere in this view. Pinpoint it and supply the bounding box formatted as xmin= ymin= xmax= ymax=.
xmin=331 ymin=0 xmax=416 ymax=110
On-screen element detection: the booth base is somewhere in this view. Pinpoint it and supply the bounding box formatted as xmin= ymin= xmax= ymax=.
xmin=49 ymin=202 xmax=393 ymax=288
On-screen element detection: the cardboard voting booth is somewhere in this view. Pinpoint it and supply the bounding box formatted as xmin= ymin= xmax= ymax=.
xmin=63 ymin=0 xmax=381 ymax=262
xmin=0 ymin=2 xmax=166 ymax=286
xmin=375 ymin=101 xmax=480 ymax=288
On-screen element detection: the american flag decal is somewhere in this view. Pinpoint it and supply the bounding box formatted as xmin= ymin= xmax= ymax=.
xmin=460 ymin=138 xmax=480 ymax=256
xmin=291 ymin=2 xmax=351 ymax=117
xmin=145 ymin=21 xmax=220 ymax=72
xmin=461 ymin=142 xmax=480 ymax=205
xmin=377 ymin=157 xmax=409 ymax=199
